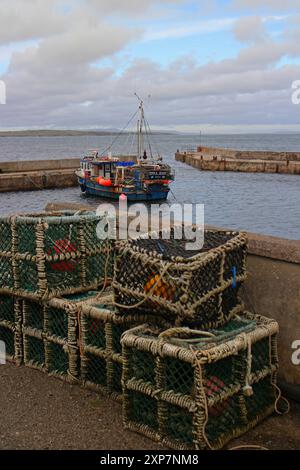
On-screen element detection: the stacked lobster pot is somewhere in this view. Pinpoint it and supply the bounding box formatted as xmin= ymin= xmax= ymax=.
xmin=76 ymin=291 xmax=170 ymax=400
xmin=112 ymin=227 xmax=282 ymax=449
xmin=0 ymin=210 xmax=114 ymax=374
xmin=0 ymin=214 xmax=284 ymax=450
xmin=113 ymin=227 xmax=248 ymax=328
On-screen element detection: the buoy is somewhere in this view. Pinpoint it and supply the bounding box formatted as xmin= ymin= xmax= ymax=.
xmin=49 ymin=239 xmax=77 ymax=272
xmin=97 ymin=177 xmax=113 ymax=186
xmin=144 ymin=274 xmax=175 ymax=300
xmin=204 ymin=376 xmax=229 ymax=418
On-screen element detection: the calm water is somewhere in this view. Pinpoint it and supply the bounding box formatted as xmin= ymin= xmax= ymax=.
xmin=0 ymin=133 xmax=300 ymax=240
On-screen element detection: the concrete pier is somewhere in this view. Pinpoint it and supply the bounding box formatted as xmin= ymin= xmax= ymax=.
xmin=176 ymin=146 xmax=300 ymax=174
xmin=0 ymin=158 xmax=80 ymax=192
xmin=0 ymin=155 xmax=137 ymax=192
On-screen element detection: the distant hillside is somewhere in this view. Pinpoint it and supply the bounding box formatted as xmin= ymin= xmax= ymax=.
xmin=0 ymin=129 xmax=177 ymax=137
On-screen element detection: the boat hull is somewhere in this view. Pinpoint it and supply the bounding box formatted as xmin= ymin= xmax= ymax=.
xmin=78 ymin=178 xmax=170 ymax=202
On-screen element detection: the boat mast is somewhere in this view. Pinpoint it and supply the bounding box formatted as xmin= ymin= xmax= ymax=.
xmin=135 ymin=93 xmax=144 ymax=162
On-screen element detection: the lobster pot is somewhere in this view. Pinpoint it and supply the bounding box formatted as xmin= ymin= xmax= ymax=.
xmin=0 ymin=211 xmax=114 ymax=301
xmin=113 ymin=229 xmax=247 ymax=328
xmin=0 ymin=294 xmax=23 ymax=364
xmin=22 ymin=292 xmax=96 ymax=382
xmin=122 ymin=312 xmax=279 ymax=450
xmin=79 ymin=295 xmax=170 ymax=401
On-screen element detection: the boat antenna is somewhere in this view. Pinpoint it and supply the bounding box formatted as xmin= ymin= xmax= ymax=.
xmin=134 ymin=93 xmax=145 ymax=161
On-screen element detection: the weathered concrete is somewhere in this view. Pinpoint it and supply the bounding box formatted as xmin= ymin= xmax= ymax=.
xmin=0 ymin=169 xmax=77 ymax=192
xmin=0 ymin=155 xmax=138 ymax=192
xmin=243 ymin=254 xmax=300 ymax=385
xmin=1 ymin=363 xmax=299 ymax=449
xmin=197 ymin=146 xmax=300 ymax=162
xmin=0 ymin=158 xmax=80 ymax=174
xmin=175 ymin=151 xmax=300 ymax=175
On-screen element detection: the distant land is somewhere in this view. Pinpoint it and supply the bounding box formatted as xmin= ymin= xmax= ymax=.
xmin=0 ymin=129 xmax=177 ymax=137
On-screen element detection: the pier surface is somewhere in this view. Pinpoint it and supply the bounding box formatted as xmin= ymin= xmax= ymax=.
xmin=0 ymin=158 xmax=80 ymax=192
xmin=0 ymin=363 xmax=299 ymax=450
xmin=0 ymin=156 xmax=137 ymax=192
xmin=176 ymin=146 xmax=300 ymax=174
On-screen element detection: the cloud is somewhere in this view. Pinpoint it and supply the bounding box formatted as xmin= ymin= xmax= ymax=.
xmin=233 ymin=0 xmax=300 ymax=10
xmin=3 ymin=39 xmax=300 ymax=129
xmin=233 ymin=16 xmax=267 ymax=42
xmin=0 ymin=0 xmax=300 ymax=130
xmin=89 ymin=0 xmax=186 ymax=14
xmin=144 ymin=17 xmax=235 ymax=41
xmin=0 ymin=0 xmax=66 ymax=45
xmin=32 ymin=22 xmax=140 ymax=67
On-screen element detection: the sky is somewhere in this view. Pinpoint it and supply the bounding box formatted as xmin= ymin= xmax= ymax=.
xmin=1 ymin=0 xmax=300 ymax=132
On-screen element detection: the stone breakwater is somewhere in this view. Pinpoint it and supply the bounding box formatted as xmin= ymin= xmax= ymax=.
xmin=175 ymin=146 xmax=300 ymax=174
xmin=0 ymin=158 xmax=80 ymax=192
xmin=0 ymin=155 xmax=136 ymax=192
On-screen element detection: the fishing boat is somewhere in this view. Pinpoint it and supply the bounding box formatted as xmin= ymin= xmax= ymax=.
xmin=75 ymin=96 xmax=175 ymax=201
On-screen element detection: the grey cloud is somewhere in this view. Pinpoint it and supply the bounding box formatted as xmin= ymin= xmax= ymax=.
xmin=89 ymin=0 xmax=186 ymax=14
xmin=0 ymin=0 xmax=66 ymax=45
xmin=233 ymin=0 xmax=300 ymax=9
xmin=0 ymin=0 xmax=300 ymax=130
xmin=233 ymin=16 xmax=267 ymax=42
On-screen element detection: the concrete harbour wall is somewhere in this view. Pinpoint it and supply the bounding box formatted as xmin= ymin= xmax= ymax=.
xmin=0 ymin=156 xmax=137 ymax=192
xmin=196 ymin=146 xmax=300 ymax=162
xmin=176 ymin=149 xmax=300 ymax=175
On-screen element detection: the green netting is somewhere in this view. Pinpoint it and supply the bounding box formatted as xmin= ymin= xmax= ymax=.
xmin=127 ymin=391 xmax=159 ymax=430
xmin=122 ymin=312 xmax=279 ymax=450
xmin=163 ymin=357 xmax=194 ymax=395
xmin=110 ymin=361 xmax=123 ymax=393
xmin=113 ymin=229 xmax=247 ymax=328
xmin=0 ymin=211 xmax=114 ymax=300
xmin=47 ymin=307 xmax=68 ymax=340
xmin=245 ymin=377 xmax=276 ymax=421
xmin=111 ymin=324 xmax=128 ymax=355
xmin=80 ymin=310 xmax=127 ymax=396
xmin=251 ymin=338 xmax=272 ymax=375
xmin=205 ymin=395 xmax=242 ymax=445
xmin=128 ymin=349 xmax=157 ymax=385
xmin=0 ymin=295 xmax=22 ymax=363
xmin=79 ymin=296 xmax=170 ymax=398
xmin=0 ymin=219 xmax=12 ymax=252
xmin=0 ymin=325 xmax=15 ymax=358
xmin=0 ymin=258 xmax=14 ymax=289
xmin=81 ymin=353 xmax=108 ymax=386
xmin=23 ymin=300 xmax=44 ymax=330
xmin=47 ymin=342 xmax=69 ymax=375
xmin=0 ymin=295 xmax=15 ymax=323
xmin=22 ymin=296 xmax=79 ymax=381
xmin=165 ymin=403 xmax=194 ymax=446
xmin=24 ymin=335 xmax=45 ymax=367
xmin=83 ymin=317 xmax=106 ymax=350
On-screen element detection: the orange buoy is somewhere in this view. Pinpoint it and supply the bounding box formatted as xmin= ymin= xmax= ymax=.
xmin=144 ymin=274 xmax=175 ymax=301
xmin=97 ymin=177 xmax=113 ymax=186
